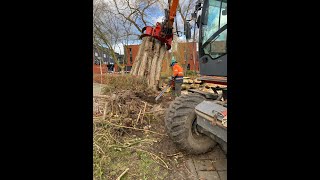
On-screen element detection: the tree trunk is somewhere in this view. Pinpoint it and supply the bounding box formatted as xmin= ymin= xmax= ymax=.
xmin=183 ymin=39 xmax=189 ymax=75
xmin=131 ymin=37 xmax=166 ymax=90
xmin=131 ymin=37 xmax=147 ymax=75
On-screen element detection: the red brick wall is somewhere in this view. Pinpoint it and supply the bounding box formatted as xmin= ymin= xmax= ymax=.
xmin=124 ymin=43 xmax=199 ymax=73
xmin=93 ymin=64 xmax=107 ymax=74
xmin=188 ymin=59 xmax=198 ymax=71
xmin=175 ymin=42 xmax=199 ymax=71
xmin=124 ymin=45 xmax=140 ymax=66
xmin=93 ymin=51 xmax=107 ymax=74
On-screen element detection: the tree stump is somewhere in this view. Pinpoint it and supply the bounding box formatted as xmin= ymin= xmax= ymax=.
xmin=130 ymin=37 xmax=166 ymax=91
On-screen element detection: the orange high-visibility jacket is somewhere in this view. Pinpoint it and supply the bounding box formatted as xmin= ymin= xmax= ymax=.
xmin=173 ymin=64 xmax=184 ymax=77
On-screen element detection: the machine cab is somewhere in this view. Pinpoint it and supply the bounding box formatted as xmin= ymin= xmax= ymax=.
xmin=198 ymin=0 xmax=227 ymax=78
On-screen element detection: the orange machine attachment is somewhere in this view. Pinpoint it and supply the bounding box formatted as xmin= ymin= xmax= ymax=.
xmin=140 ymin=0 xmax=179 ymax=50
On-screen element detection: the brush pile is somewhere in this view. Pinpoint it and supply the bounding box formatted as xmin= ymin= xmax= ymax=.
xmin=93 ymin=74 xmax=172 ymax=140
xmin=93 ymin=75 xmax=173 ymax=179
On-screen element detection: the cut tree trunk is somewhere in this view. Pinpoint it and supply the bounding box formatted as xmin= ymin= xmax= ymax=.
xmin=131 ymin=37 xmax=147 ymax=75
xmin=131 ymin=37 xmax=166 ymax=91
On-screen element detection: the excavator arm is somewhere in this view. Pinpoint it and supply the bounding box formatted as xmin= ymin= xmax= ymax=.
xmin=140 ymin=0 xmax=179 ymax=50
xmin=168 ymin=0 xmax=179 ymax=30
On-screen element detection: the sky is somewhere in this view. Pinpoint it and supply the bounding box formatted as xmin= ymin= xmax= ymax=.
xmin=113 ymin=13 xmax=165 ymax=54
xmin=101 ymin=0 xmax=199 ymax=54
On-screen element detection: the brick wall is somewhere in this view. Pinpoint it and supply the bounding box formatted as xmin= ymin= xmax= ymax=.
xmin=124 ymin=45 xmax=140 ymax=66
xmin=93 ymin=64 xmax=107 ymax=74
xmin=123 ymin=42 xmax=199 ymax=74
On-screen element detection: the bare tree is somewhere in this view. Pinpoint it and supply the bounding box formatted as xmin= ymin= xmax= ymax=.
xmin=93 ymin=0 xmax=128 ymax=72
xmin=176 ymin=0 xmax=197 ymax=74
xmin=99 ymin=0 xmax=199 ymax=89
xmin=105 ymin=0 xmax=167 ymax=90
xmin=112 ymin=0 xmax=158 ymax=36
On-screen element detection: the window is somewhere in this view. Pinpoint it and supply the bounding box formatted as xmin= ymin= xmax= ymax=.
xmin=94 ymin=58 xmax=100 ymax=65
xmin=202 ymin=0 xmax=227 ymax=59
xmin=103 ymin=54 xmax=106 ymax=58
xmin=203 ymin=28 xmax=227 ymax=59
xmin=202 ymin=0 xmax=227 ymax=44
xmin=119 ymin=57 xmax=124 ymax=64
xmin=95 ymin=52 xmax=98 ymax=56
xmin=108 ymin=64 xmax=114 ymax=71
xmin=129 ymin=48 xmax=133 ymax=64
xmin=187 ymin=64 xmax=191 ymax=70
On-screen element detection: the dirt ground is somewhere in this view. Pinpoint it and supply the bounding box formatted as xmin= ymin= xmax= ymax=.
xmin=93 ymin=80 xmax=226 ymax=180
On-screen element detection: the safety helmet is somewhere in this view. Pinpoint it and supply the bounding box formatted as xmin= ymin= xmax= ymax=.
xmin=170 ymin=57 xmax=177 ymax=67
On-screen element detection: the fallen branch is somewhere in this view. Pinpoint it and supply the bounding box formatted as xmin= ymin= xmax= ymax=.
xmin=116 ymin=168 xmax=129 ymax=180
xmin=136 ymin=109 xmax=142 ymax=125
xmin=93 ymin=141 xmax=105 ymax=155
xmin=167 ymin=152 xmax=182 ymax=157
xmin=102 ymin=102 xmax=109 ymax=120
xmin=94 ymin=118 xmax=167 ymax=136
xmin=93 ymin=95 xmax=109 ymax=98
xmin=142 ymin=109 xmax=165 ymax=114
xmin=140 ymin=101 xmax=147 ymax=124
xmin=127 ymin=147 xmax=170 ymax=170
xmin=103 ymin=137 xmax=170 ymax=170
xmin=106 ymin=131 xmax=122 ymax=144
xmin=109 ymin=138 xmax=157 ymax=149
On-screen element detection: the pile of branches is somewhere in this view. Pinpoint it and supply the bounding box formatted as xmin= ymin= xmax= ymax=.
xmin=93 ymin=90 xmax=163 ymax=130
xmin=93 ymin=89 xmax=167 ymax=179
xmin=93 ymin=74 xmax=167 ymax=136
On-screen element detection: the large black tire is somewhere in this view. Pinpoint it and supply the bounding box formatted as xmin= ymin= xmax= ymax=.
xmin=165 ymin=93 xmax=216 ymax=154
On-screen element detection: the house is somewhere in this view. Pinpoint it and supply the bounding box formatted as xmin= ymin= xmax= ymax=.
xmin=123 ymin=42 xmax=199 ymax=74
xmin=113 ymin=54 xmax=126 ymax=73
xmin=121 ymin=44 xmax=140 ymax=72
xmin=96 ymin=42 xmax=200 ymax=75
xmin=93 ymin=46 xmax=123 ymax=74
xmin=173 ymin=42 xmax=199 ymax=71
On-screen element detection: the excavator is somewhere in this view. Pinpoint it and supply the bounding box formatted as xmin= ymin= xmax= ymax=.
xmin=141 ymin=0 xmax=227 ymax=154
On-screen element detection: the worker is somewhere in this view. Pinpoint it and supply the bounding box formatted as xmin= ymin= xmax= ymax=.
xmin=170 ymin=56 xmax=184 ymax=97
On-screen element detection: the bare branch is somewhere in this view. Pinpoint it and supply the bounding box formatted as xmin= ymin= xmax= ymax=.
xmin=94 ymin=23 xmax=125 ymax=69
xmin=113 ymin=0 xmax=142 ymax=32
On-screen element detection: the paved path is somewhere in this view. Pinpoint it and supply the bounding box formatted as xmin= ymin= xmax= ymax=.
xmin=185 ymin=146 xmax=227 ymax=180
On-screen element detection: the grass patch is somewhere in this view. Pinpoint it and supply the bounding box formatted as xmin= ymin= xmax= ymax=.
xmin=185 ymin=70 xmax=199 ymax=78
xmin=93 ymin=131 xmax=168 ymax=180
xmin=93 ymin=74 xmax=148 ymax=94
